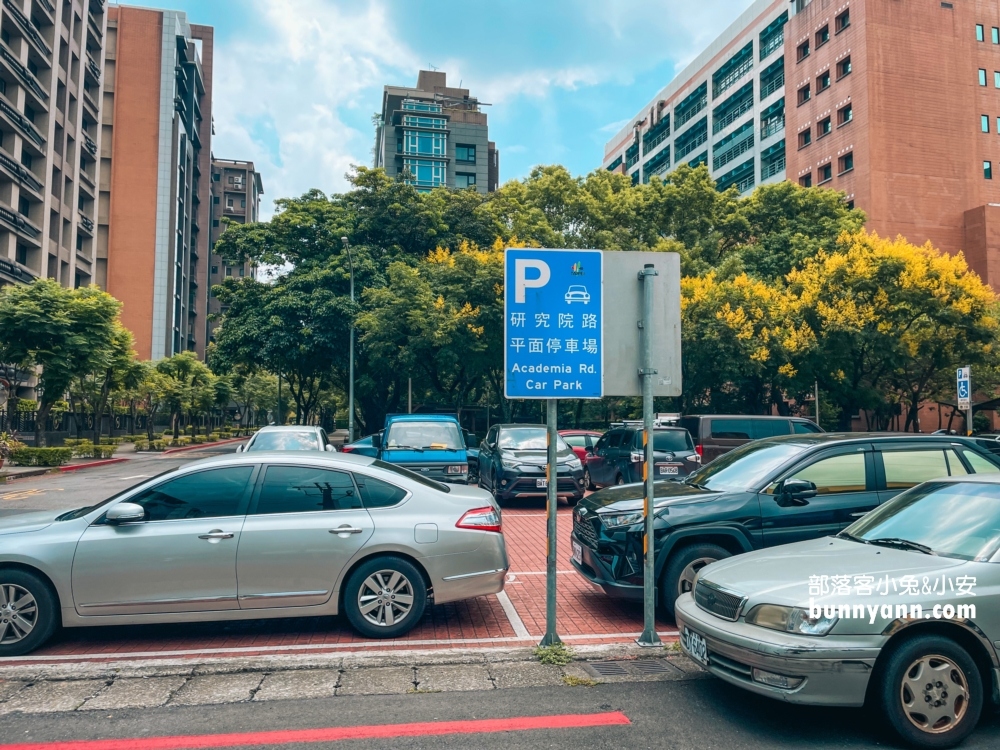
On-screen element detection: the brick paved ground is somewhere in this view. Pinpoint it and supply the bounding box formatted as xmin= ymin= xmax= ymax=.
xmin=3 ymin=502 xmax=674 ymax=666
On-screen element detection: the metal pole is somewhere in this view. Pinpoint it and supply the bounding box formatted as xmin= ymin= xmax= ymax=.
xmin=968 ymin=368 xmax=974 ymax=436
xmin=408 ymin=377 xmax=412 ymax=414
xmin=539 ymin=397 xmax=563 ymax=647
xmin=342 ymin=237 xmax=355 ymax=444
xmin=814 ymin=380 xmax=820 ymax=426
xmin=276 ymin=371 xmax=282 ymax=425
xmin=637 ymin=263 xmax=661 ymax=647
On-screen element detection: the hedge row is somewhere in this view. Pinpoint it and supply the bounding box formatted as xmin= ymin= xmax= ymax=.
xmin=11 ymin=448 xmax=73 ymax=466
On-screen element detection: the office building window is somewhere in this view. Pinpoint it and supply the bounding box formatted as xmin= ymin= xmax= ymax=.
xmin=403 ymin=129 xmax=447 ymax=156
xmin=797 ymin=41 xmax=810 ymax=61
xmin=20 ymin=150 xmax=31 ymax=169
xmin=0 ymin=79 xmax=5 ymax=96
xmin=213 ymin=219 xmax=219 ymax=227
xmin=994 ymin=27 xmax=999 ymax=43
xmin=818 ymin=70 xmax=831 ymax=91
xmin=15 ymin=244 xmax=26 ymax=265
xmin=836 ymin=9 xmax=850 ymax=33
xmin=839 ymin=152 xmax=854 ymax=174
xmin=240 ymin=199 xmax=246 ymax=208
xmin=816 ymin=26 xmax=830 ymax=48
xmin=798 ymin=128 xmax=812 ymax=148
xmin=211 ymin=266 xmax=218 ymax=274
xmin=798 ymin=83 xmax=811 ymax=104
xmin=226 ymin=196 xmax=233 ymax=207
xmin=17 ymin=196 xmax=28 ymax=216
xmin=226 ymin=267 xmax=232 ymax=277
xmin=455 ymin=172 xmax=477 ymax=189
xmin=0 ymin=29 xmax=8 ymax=45
xmin=213 ymin=173 xmax=220 ymax=181
xmin=978 ymin=24 xmax=985 ymax=42
xmin=846 ymin=200 xmax=855 ymax=210
xmin=819 ymin=163 xmax=832 ymax=183
xmin=818 ymin=117 xmax=832 ymax=137
xmin=402 ymin=158 xmax=446 ymax=188
xmin=983 ymin=115 xmax=991 ymax=133
xmin=837 ymin=57 xmax=852 ymax=79
xmin=980 ymin=69 xmax=988 ymax=86
xmin=996 ymin=117 xmax=1000 ymax=133
xmin=986 ymin=161 xmax=994 ymax=180
xmin=799 ymin=173 xmax=813 ymax=187
xmin=213 ymin=196 xmax=219 ymax=204
xmin=455 ymin=144 xmax=476 ymax=163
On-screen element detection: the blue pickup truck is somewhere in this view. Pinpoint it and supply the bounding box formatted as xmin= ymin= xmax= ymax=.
xmin=369 ymin=414 xmax=471 ymax=484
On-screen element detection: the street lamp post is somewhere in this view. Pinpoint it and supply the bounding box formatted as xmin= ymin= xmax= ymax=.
xmin=342 ymin=237 xmax=356 ymax=444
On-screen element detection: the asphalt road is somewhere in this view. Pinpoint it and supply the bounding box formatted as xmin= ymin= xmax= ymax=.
xmin=2 ymin=677 xmax=999 ymax=749
xmin=0 ymin=444 xmax=243 ymax=517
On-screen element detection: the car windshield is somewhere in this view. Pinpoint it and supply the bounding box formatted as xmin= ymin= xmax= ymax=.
xmin=385 ymin=421 xmax=463 ymax=450
xmin=844 ymin=481 xmax=1000 ymax=561
xmin=247 ymin=431 xmax=319 ymax=451
xmin=651 ymin=431 xmax=694 ymax=452
xmin=500 ymin=428 xmax=571 ymax=451
xmin=371 ymin=459 xmax=451 ymax=493
xmin=684 ymin=440 xmax=809 ymax=492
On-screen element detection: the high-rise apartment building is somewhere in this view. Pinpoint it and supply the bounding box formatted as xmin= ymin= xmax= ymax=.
xmin=374 ymin=70 xmax=499 ymax=193
xmin=206 ymin=155 xmax=262 ymax=343
xmin=604 ymin=0 xmax=1000 ymax=291
xmin=98 ymin=5 xmax=212 ymax=360
xmin=0 ymin=0 xmax=107 ymax=291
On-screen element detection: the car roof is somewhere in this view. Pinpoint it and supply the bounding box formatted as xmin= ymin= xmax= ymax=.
xmin=386 ymin=414 xmax=459 ymax=423
xmin=254 ymin=425 xmax=322 ymax=433
xmin=497 ymin=423 xmax=546 ymax=429
xmin=558 ymin=429 xmax=603 ymax=435
xmin=681 ymin=414 xmax=814 ymax=421
xmin=175 ymin=450 xmax=376 ymax=472
xmin=758 ymin=432 xmax=982 ymax=447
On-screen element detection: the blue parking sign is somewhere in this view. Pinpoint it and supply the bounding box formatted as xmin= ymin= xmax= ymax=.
xmin=504 ymin=249 xmax=603 ymax=399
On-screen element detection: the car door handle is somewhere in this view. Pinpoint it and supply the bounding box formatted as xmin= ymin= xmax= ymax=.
xmin=329 ymin=526 xmax=364 ymax=535
xmin=198 ymin=530 xmax=234 ymax=540
xmin=849 ymin=511 xmax=869 ymax=518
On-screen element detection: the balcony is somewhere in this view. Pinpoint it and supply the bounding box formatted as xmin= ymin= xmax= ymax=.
xmin=0 ymin=255 xmax=36 ymax=283
xmin=82 ymin=87 xmax=99 ymax=115
xmin=761 ymin=155 xmax=786 ymax=180
xmin=79 ymin=167 xmax=95 ymax=188
xmin=712 ymin=82 xmax=753 ymax=135
xmin=78 ymin=212 xmax=94 ymax=234
xmin=34 ymin=0 xmax=54 ymax=21
xmin=0 ymin=149 xmax=43 ymax=193
xmin=0 ymin=201 xmax=41 ymax=242
xmin=0 ymin=43 xmax=48 ymax=102
xmin=675 ymin=82 xmax=707 ymax=130
xmin=0 ymin=97 xmax=44 ymax=147
xmin=713 ymin=121 xmax=754 ymax=171
xmin=3 ymin=0 xmax=52 ymax=58
xmin=86 ymin=55 xmax=101 ymax=83
xmin=87 ymin=12 xmax=102 ymax=42
xmin=713 ymin=42 xmax=753 ymax=99
xmin=89 ymin=0 xmax=105 ymax=13
xmin=675 ymin=118 xmax=708 ymax=160
xmin=716 ymin=157 xmax=755 ymax=193
xmin=82 ymin=134 xmax=97 ymax=157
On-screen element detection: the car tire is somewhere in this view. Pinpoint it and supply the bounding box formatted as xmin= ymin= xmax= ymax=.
xmin=584 ymin=467 xmax=595 ymax=491
xmin=489 ymin=470 xmax=504 ymax=506
xmin=0 ymin=568 xmax=59 ymax=657
xmin=343 ymin=556 xmax=427 ymax=639
xmin=615 ymin=474 xmax=625 ymax=486
xmin=660 ymin=543 xmax=730 ymax=621
xmin=877 ymin=634 xmax=982 ymax=749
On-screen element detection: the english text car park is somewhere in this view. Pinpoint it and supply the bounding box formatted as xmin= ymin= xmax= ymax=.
xmin=5 ymin=0 xmax=1000 ymax=747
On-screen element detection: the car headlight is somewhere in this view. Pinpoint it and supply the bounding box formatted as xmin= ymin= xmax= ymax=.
xmin=745 ymin=604 xmax=838 ymax=636
xmin=601 ymin=511 xmax=645 ymax=529
xmin=446 ymin=464 xmax=468 ymax=474
xmin=501 ymin=458 xmax=522 ymax=469
xmin=567 ymin=457 xmax=582 ymax=470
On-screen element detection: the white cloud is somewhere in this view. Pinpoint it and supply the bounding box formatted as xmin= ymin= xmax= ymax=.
xmin=209 ymin=0 xmax=420 ymax=218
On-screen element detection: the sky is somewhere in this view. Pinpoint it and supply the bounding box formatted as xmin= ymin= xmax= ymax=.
xmin=119 ymin=0 xmax=756 ymax=217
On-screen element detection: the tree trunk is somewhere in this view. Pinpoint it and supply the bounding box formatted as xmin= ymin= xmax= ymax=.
xmin=172 ymin=412 xmax=180 ymax=440
xmin=35 ymin=400 xmax=52 ymax=447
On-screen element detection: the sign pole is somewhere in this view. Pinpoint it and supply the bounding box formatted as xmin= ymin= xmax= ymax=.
xmin=967 ymin=368 xmax=973 ymax=436
xmin=539 ymin=397 xmax=563 ymax=647
xmin=958 ymin=366 xmax=972 ymax=436
xmin=637 ymin=264 xmax=661 ymax=647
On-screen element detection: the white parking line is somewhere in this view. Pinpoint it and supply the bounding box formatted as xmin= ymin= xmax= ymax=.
xmin=117 ymin=475 xmax=150 ymax=481
xmin=496 ymin=590 xmax=531 ymax=638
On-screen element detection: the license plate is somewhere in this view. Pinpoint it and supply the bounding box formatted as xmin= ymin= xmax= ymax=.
xmin=683 ymin=627 xmax=709 ymax=666
xmin=658 ymin=465 xmax=679 ymax=475
xmin=536 ymin=478 xmax=548 ymax=488
xmin=572 ymin=541 xmax=582 ymax=565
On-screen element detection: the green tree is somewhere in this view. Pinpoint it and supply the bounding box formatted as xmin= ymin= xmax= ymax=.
xmin=156 ymin=352 xmax=213 ymax=439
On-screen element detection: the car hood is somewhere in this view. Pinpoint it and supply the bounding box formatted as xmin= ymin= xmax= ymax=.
xmin=699 ymin=537 xmax=971 ymax=608
xmin=580 ymin=480 xmax=722 ymax=514
xmin=503 ymin=449 xmax=576 ymax=464
xmin=381 ymin=448 xmax=467 ymax=464
xmin=0 ymin=510 xmax=61 ymax=535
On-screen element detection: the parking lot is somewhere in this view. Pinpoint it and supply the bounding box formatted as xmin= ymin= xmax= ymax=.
xmin=0 ymin=457 xmax=675 ymax=667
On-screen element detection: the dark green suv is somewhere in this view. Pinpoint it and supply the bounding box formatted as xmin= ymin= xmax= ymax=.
xmin=570 ymin=433 xmax=1000 ymax=619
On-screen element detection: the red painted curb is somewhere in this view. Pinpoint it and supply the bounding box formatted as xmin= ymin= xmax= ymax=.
xmin=58 ymin=458 xmax=129 ymax=472
xmin=0 ymin=712 xmax=631 ymax=750
xmin=161 ymin=437 xmax=248 ymax=455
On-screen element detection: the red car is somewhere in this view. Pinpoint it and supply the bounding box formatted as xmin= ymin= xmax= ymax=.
xmin=558 ymin=430 xmax=604 ymax=463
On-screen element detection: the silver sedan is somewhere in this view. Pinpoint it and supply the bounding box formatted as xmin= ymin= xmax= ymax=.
xmin=0 ymin=452 xmax=508 ymax=656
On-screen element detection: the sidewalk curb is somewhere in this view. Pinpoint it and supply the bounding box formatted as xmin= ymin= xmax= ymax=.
xmin=59 ymin=457 xmax=130 ymax=472
xmin=161 ymin=437 xmax=248 ymax=455
xmin=0 ymin=641 xmax=688 ymax=682
xmin=0 ymin=467 xmax=54 ymax=483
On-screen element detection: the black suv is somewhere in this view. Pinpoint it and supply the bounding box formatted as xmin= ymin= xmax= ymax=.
xmin=585 ymin=426 xmax=699 ymax=489
xmin=570 ymin=433 xmax=1000 ymax=618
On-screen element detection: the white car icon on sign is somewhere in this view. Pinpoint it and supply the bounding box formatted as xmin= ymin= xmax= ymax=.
xmin=564 ymin=285 xmax=590 ymax=304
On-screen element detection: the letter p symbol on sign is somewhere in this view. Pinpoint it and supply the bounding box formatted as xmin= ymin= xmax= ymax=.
xmin=515 ymin=259 xmax=550 ymax=303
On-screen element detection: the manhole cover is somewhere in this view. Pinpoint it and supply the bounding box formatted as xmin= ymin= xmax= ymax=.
xmin=634 ymin=658 xmax=680 ymax=674
xmin=584 ymin=661 xmax=629 ymax=677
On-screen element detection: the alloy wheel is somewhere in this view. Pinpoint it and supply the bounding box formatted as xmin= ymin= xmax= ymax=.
xmin=0 ymin=583 xmax=38 ymax=644
xmin=900 ymin=654 xmax=970 ymax=734
xmin=357 ymin=569 xmax=415 ymax=628
xmin=677 ymin=557 xmax=716 ymax=598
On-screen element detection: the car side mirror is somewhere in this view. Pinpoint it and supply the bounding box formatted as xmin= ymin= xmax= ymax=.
xmin=778 ymin=479 xmax=817 ymax=506
xmin=325 ymin=444 xmax=336 ymax=452
xmin=106 ymin=502 xmax=146 ymax=525
xmin=236 ymin=444 xmax=245 ymax=453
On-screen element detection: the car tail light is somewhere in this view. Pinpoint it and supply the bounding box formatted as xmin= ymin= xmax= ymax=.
xmin=695 ymin=444 xmax=703 ymax=457
xmin=456 ymin=507 xmax=502 ymax=533
xmin=340 ymin=446 xmax=354 ymax=453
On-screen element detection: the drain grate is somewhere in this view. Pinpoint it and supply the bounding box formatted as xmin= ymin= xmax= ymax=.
xmin=584 ymin=661 xmax=629 ymax=677
xmin=582 ymin=658 xmax=683 ymax=679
